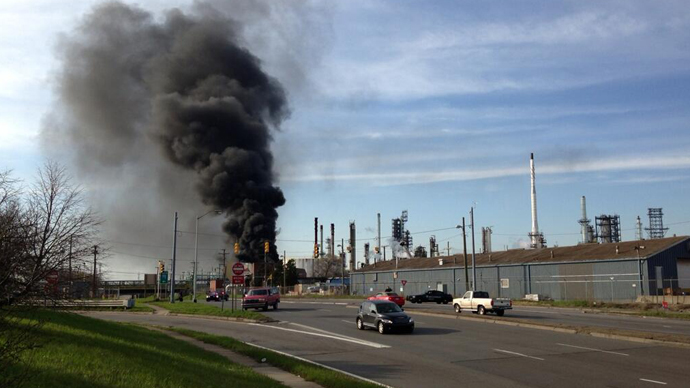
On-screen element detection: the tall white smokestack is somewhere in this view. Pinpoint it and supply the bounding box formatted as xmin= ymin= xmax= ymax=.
xmin=530 ymin=153 xmax=540 ymax=247
xmin=580 ymin=196 xmax=589 ymax=243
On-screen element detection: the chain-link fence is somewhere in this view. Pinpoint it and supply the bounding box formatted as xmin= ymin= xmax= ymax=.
xmin=351 ymin=275 xmax=690 ymax=302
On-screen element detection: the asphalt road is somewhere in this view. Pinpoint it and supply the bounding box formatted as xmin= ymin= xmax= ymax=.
xmin=260 ymin=298 xmax=690 ymax=337
xmin=88 ymin=300 xmax=690 ymax=388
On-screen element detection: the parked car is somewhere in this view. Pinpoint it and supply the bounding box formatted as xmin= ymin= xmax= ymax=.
xmin=242 ymin=287 xmax=280 ymax=310
xmin=367 ymin=292 xmax=405 ymax=307
xmin=206 ymin=291 xmax=228 ymax=302
xmin=452 ymin=291 xmax=512 ymax=316
xmin=356 ymin=300 xmax=414 ymax=334
xmin=406 ymin=290 xmax=453 ymax=304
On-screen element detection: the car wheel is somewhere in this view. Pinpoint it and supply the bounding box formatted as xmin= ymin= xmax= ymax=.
xmin=273 ymin=302 xmax=278 ymax=310
xmin=495 ymin=310 xmax=505 ymax=316
xmin=443 ymin=300 xmax=448 ymax=304
xmin=454 ymin=304 xmax=461 ymax=313
xmin=378 ymin=321 xmax=386 ymax=334
xmin=262 ymin=303 xmax=269 ymax=311
xmin=436 ymin=301 xmax=441 ymax=304
xmin=356 ymin=318 xmax=364 ymax=330
xmin=407 ymin=326 xmax=414 ymax=334
xmin=478 ymin=306 xmax=486 ymax=315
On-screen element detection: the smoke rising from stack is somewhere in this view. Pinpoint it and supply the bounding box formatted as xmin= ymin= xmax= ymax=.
xmin=42 ymin=1 xmax=290 ymax=262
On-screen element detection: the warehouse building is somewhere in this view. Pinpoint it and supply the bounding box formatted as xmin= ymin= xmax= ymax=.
xmin=351 ymin=236 xmax=690 ymax=302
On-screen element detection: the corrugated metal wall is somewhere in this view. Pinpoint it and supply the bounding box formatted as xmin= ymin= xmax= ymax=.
xmin=351 ymin=256 xmax=664 ymax=302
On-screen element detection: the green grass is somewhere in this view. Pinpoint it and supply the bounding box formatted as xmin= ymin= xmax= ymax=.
xmin=3 ymin=309 xmax=285 ymax=388
xmin=51 ymin=305 xmax=155 ymax=313
xmin=170 ymin=328 xmax=381 ymax=388
xmin=150 ymin=301 xmax=271 ymax=322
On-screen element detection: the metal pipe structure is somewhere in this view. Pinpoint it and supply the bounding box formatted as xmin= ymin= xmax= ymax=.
xmin=377 ymin=213 xmax=381 ymax=259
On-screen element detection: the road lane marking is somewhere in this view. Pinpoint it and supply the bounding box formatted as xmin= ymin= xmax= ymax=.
xmin=640 ymin=378 xmax=667 ymax=385
xmin=282 ymin=301 xmax=348 ymax=306
xmin=662 ymin=325 xmax=671 ymax=328
xmin=245 ymin=342 xmax=393 ymax=387
xmin=556 ymin=343 xmax=629 ymax=356
xmin=248 ymin=323 xmax=390 ymax=349
xmin=342 ymin=320 xmax=353 ymax=324
xmin=515 ymin=309 xmax=567 ymax=315
xmin=493 ymin=348 xmax=544 ymax=361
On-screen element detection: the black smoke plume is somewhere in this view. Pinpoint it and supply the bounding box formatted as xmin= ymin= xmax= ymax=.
xmin=46 ymin=2 xmax=288 ymax=262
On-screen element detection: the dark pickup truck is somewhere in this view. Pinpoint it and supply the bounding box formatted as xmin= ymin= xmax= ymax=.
xmin=406 ymin=290 xmax=453 ymax=304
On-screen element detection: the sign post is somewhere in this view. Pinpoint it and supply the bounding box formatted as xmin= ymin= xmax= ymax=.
xmin=231 ymin=263 xmax=245 ymax=311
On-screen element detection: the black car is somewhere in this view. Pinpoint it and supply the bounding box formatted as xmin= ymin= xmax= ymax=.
xmin=356 ymin=300 xmax=414 ymax=334
xmin=206 ymin=291 xmax=228 ymax=302
xmin=406 ymin=290 xmax=453 ymax=304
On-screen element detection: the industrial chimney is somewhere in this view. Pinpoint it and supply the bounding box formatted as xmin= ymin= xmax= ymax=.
xmin=579 ymin=196 xmax=592 ymax=243
xmin=528 ymin=153 xmax=546 ymax=248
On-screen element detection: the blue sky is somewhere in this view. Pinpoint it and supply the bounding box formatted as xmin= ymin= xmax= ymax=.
xmin=2 ymin=0 xmax=690 ymax=278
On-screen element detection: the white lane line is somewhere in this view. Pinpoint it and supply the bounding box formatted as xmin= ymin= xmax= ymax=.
xmin=640 ymin=378 xmax=667 ymax=385
xmin=248 ymin=323 xmax=389 ymax=349
xmin=493 ymin=348 xmax=544 ymax=361
xmin=556 ymin=343 xmax=629 ymax=356
xmin=245 ymin=342 xmax=393 ymax=388
xmin=342 ymin=320 xmax=353 ymax=324
xmin=662 ymin=325 xmax=671 ymax=328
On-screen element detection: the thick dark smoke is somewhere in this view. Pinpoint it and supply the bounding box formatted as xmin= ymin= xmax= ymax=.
xmin=46 ymin=2 xmax=288 ymax=262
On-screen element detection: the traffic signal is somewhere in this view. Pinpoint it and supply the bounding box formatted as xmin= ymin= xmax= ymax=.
xmin=264 ymin=241 xmax=270 ymax=253
xmin=234 ymin=242 xmax=240 ymax=254
xmin=374 ymin=246 xmax=380 ymax=254
xmin=313 ymin=243 xmax=319 ymax=258
xmin=158 ymin=261 xmax=164 ymax=273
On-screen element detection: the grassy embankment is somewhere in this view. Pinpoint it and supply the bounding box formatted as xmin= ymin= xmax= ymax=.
xmin=3 ymin=309 xmax=286 ymax=388
xmin=171 ymin=328 xmax=381 ymax=388
xmin=149 ymin=301 xmax=271 ymax=321
xmin=513 ymin=299 xmax=690 ymax=320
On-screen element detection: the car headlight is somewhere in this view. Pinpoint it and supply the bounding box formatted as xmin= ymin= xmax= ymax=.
xmin=381 ymin=319 xmax=392 ymax=324
xmin=408 ymin=318 xmax=414 ymax=323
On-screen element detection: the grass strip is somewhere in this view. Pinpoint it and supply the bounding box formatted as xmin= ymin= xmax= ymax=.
xmin=150 ymin=301 xmax=271 ymax=322
xmin=3 ymin=309 xmax=286 ymax=388
xmin=282 ymin=294 xmax=363 ymax=300
xmin=170 ymin=328 xmax=383 ymax=388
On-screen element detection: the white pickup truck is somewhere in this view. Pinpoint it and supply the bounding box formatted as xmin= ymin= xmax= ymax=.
xmin=452 ymin=291 xmax=512 ymax=316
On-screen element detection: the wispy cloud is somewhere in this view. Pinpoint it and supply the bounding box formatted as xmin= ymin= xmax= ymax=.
xmin=281 ymin=154 xmax=690 ymax=187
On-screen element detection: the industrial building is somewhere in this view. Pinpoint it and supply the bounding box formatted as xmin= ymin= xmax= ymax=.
xmin=351 ymin=236 xmax=690 ymax=302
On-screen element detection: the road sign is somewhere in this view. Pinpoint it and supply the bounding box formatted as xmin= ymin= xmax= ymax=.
xmin=401 ymin=280 xmax=407 ymax=286
xmin=232 ymin=262 xmax=245 ymax=276
xmin=232 ymin=275 xmax=244 ymax=285
xmin=160 ymin=270 xmax=168 ymax=284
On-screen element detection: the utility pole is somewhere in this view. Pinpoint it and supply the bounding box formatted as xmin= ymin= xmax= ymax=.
xmin=341 ymin=238 xmax=345 ymax=295
xmin=320 ymin=224 xmax=324 ymax=257
xmin=92 ymin=245 xmax=98 ymax=297
xmin=462 ymin=217 xmax=468 ymax=291
xmin=470 ymin=208 xmax=476 ymax=291
xmin=170 ymin=211 xmax=178 ymax=303
xmin=447 ymin=241 xmax=451 ymax=258
xmin=377 ymin=212 xmax=381 ymax=259
xmin=283 ymin=250 xmax=287 ymax=290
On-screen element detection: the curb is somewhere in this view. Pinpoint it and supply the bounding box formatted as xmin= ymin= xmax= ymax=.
xmin=407 ymin=309 xmax=690 ymax=348
xmin=165 ymin=312 xmax=274 ymax=323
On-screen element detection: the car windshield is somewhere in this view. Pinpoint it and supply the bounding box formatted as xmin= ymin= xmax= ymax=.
xmin=474 ymin=291 xmax=489 ymax=298
xmin=376 ymin=303 xmax=402 ymax=313
xmin=248 ymin=289 xmax=268 ymax=296
xmin=385 ymin=292 xmax=399 ymax=297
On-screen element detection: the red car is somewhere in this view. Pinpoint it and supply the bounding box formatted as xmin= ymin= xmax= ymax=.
xmin=368 ymin=292 xmax=405 ymax=307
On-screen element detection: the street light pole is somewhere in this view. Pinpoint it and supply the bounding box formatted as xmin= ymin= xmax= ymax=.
xmin=470 ymin=206 xmax=476 ymax=291
xmin=193 ymin=209 xmax=221 ymax=303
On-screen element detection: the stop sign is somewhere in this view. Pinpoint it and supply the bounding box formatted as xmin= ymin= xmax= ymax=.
xmin=232 ymin=262 xmax=245 ymax=276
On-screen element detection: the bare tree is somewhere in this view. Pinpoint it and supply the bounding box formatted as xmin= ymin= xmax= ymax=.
xmin=313 ymin=254 xmax=342 ymax=280
xmin=0 ymin=163 xmax=100 ymax=387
